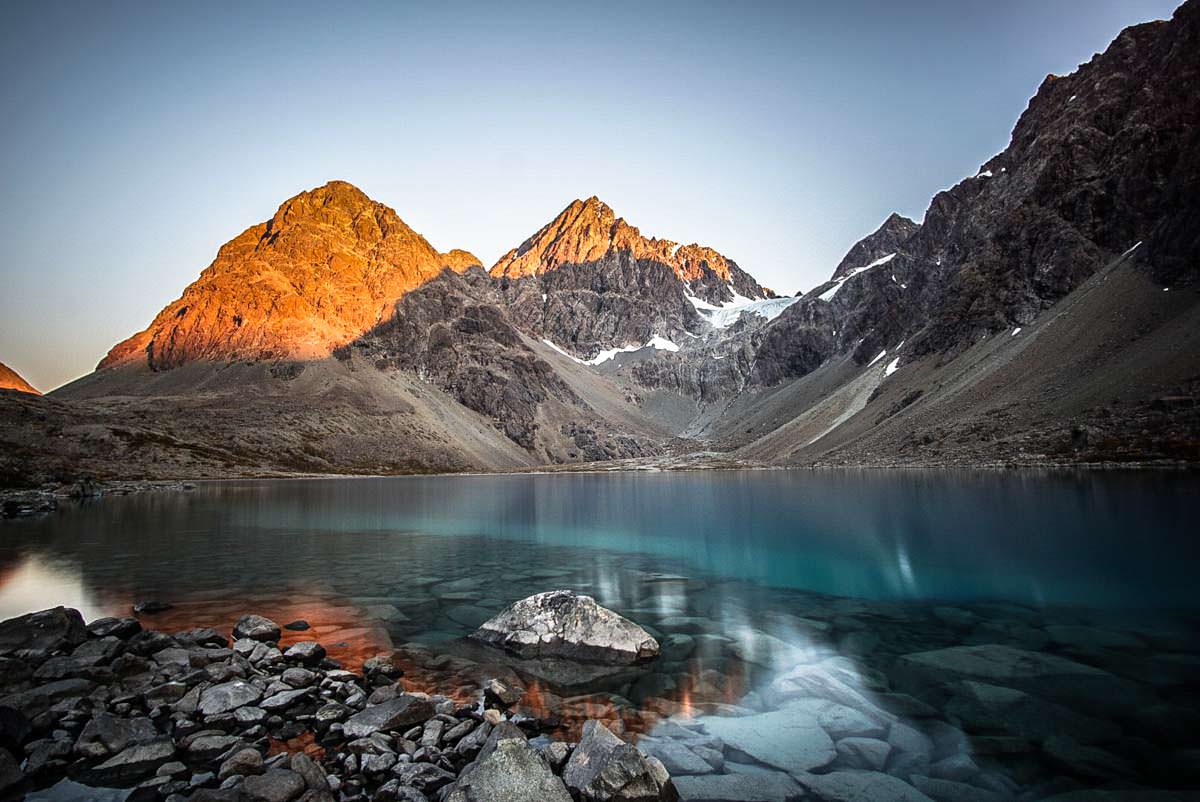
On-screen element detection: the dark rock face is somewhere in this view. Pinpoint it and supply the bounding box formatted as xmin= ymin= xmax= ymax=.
xmin=0 ymin=607 xmax=85 ymax=656
xmin=758 ymin=0 xmax=1200 ymax=381
xmin=470 ymin=590 xmax=659 ymax=665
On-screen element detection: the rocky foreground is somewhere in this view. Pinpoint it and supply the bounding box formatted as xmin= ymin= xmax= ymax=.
xmin=0 ymin=603 xmax=677 ymax=802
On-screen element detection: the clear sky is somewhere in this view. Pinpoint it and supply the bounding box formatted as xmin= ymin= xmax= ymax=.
xmin=0 ymin=1 xmax=1181 ymax=391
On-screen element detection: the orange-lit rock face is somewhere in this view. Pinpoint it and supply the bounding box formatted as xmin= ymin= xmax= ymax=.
xmin=490 ymin=197 xmax=751 ymax=292
xmin=0 ymin=362 xmax=39 ymax=395
xmin=99 ymin=181 xmax=481 ymax=370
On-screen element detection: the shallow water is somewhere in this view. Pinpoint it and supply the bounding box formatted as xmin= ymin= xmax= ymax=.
xmin=2 ymin=470 xmax=1197 ymax=797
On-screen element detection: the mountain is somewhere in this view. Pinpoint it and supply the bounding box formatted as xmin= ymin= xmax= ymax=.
xmin=4 ymin=1 xmax=1198 ymax=487
xmin=100 ymin=181 xmax=480 ymax=370
xmin=0 ymin=362 xmax=39 ymax=395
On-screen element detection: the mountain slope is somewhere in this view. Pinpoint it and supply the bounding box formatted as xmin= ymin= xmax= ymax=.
xmin=0 ymin=362 xmax=39 ymax=395
xmin=100 ymin=181 xmax=480 ymax=370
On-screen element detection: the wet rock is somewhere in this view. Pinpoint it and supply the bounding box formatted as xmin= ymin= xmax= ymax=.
xmin=233 ymin=615 xmax=282 ymax=643
xmin=698 ymin=708 xmax=835 ymax=773
xmin=242 ymin=767 xmax=306 ymax=802
xmin=284 ymin=641 xmax=326 ymax=665
xmin=341 ymin=694 xmax=436 ymax=739
xmin=639 ymin=738 xmax=714 ymax=776
xmin=891 ymin=645 xmax=1146 ymax=711
xmin=198 ymin=680 xmax=263 ymax=716
xmin=260 ymin=689 xmax=310 ymax=712
xmin=909 ymin=775 xmax=1005 ymax=802
xmin=483 ymin=677 xmax=524 ymax=706
xmin=886 ymin=721 xmax=934 ymax=780
xmin=73 ymin=712 xmax=156 ymax=759
xmin=186 ymin=734 xmax=242 ymax=761
xmin=562 ymin=719 xmax=677 ymax=801
xmin=671 ymin=771 xmax=798 ymax=802
xmin=81 ymin=739 xmax=176 ymax=785
xmin=944 ymin=680 xmax=1120 ymax=744
xmin=283 ymin=620 xmax=310 ymax=632
xmin=0 ymin=607 xmax=86 ymax=655
xmin=132 ymin=601 xmax=173 ymax=615
xmin=1042 ymin=735 xmax=1135 ymax=782
xmin=448 ymin=734 xmax=571 ymax=802
xmin=470 ymin=590 xmax=658 ymax=665
xmin=834 ymin=737 xmax=891 ymax=771
xmin=795 ymin=770 xmax=934 ymax=802
xmin=87 ymin=617 xmax=142 ymax=639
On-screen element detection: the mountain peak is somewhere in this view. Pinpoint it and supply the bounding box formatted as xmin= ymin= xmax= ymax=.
xmin=99 ymin=182 xmax=478 ymax=370
xmin=831 ymin=212 xmax=921 ymax=279
xmin=490 ymin=198 xmax=773 ymax=302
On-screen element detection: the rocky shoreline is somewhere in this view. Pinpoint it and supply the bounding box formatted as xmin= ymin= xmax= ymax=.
xmin=0 ymin=604 xmax=678 ymax=802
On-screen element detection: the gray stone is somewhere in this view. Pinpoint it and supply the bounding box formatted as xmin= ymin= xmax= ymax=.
xmin=82 ymin=739 xmax=176 ymax=785
xmin=233 ymin=615 xmax=281 ymax=643
xmin=470 ymin=590 xmax=658 ymax=664
xmin=910 ymin=775 xmax=1005 ymax=802
xmin=562 ymin=719 xmax=676 ymax=801
xmin=219 ymin=747 xmax=264 ymax=780
xmin=795 ymin=770 xmax=934 ymax=802
xmin=283 ymin=641 xmax=325 ymax=665
xmin=281 ymin=667 xmax=318 ymax=688
xmin=187 ymin=734 xmax=242 ymax=761
xmin=887 ymin=721 xmax=934 ymax=780
xmin=342 ymin=694 xmax=436 ymax=739
xmin=672 ymin=771 xmax=799 ymax=802
xmin=834 ymin=737 xmax=891 ymax=771
xmin=698 ymin=708 xmax=835 ymax=773
xmin=198 ymin=680 xmax=262 ymax=716
xmin=241 ymin=768 xmax=306 ymax=802
xmin=640 ymin=738 xmax=714 ymax=775
xmin=448 ymin=735 xmax=572 ymax=802
xmin=260 ymin=689 xmax=310 ymax=711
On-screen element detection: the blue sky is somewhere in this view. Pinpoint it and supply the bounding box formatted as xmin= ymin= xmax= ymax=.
xmin=0 ymin=0 xmax=1181 ymax=391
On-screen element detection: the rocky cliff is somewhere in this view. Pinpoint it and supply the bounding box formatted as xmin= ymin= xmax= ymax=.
xmin=0 ymin=362 xmax=39 ymax=395
xmin=99 ymin=181 xmax=480 ymax=370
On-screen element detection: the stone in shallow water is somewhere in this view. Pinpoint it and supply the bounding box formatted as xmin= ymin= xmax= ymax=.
xmin=697 ymin=708 xmax=835 ymax=773
xmin=945 ymin=680 xmax=1120 ymax=744
xmin=283 ymin=641 xmax=325 ymax=665
xmin=795 ymin=770 xmax=934 ymax=802
xmin=233 ymin=615 xmax=281 ymax=643
xmin=470 ymin=590 xmax=658 ymax=665
xmin=910 ymin=775 xmax=1005 ymax=802
xmin=672 ymin=771 xmax=799 ymax=802
xmin=890 ymin=644 xmax=1146 ymax=711
xmin=639 ymin=738 xmax=714 ymax=776
xmin=834 ymin=737 xmax=891 ymax=771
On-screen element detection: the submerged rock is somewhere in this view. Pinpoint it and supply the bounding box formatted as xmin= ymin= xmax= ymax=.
xmin=696 ymin=708 xmax=835 ymax=774
xmin=470 ymin=590 xmax=658 ymax=665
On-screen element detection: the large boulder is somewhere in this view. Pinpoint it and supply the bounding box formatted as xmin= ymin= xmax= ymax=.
xmin=562 ymin=719 xmax=677 ymax=802
xmin=0 ymin=607 xmax=86 ymax=655
xmin=470 ymin=590 xmax=658 ymax=665
xmin=446 ymin=731 xmax=572 ymax=802
xmin=198 ymin=680 xmax=263 ymax=716
xmin=232 ymin=615 xmax=281 ymax=643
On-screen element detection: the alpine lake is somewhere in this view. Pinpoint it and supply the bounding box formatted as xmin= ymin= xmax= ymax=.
xmin=1 ymin=470 xmax=1197 ymax=801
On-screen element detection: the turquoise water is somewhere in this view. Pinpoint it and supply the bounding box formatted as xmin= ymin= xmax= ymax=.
xmin=1 ymin=469 xmax=1196 ymax=617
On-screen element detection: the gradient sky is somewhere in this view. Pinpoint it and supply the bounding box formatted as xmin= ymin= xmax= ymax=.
xmin=0 ymin=1 xmax=1181 ymax=391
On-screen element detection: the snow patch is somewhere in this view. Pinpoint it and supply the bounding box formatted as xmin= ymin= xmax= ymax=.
xmin=1122 ymin=241 xmax=1142 ymax=257
xmin=975 ymin=169 xmax=993 ymax=178
xmin=885 ymin=357 xmax=900 ymax=376
xmin=1068 ymin=94 xmax=1077 ymax=102
xmin=867 ymin=350 xmax=887 ymax=367
xmin=819 ymin=253 xmax=896 ymax=301
xmin=542 ymin=339 xmax=583 ymax=363
xmin=1011 ymin=327 xmax=1022 ymax=336
xmin=645 ymin=335 xmax=680 ymax=353
xmin=541 ymin=293 xmax=547 ymax=302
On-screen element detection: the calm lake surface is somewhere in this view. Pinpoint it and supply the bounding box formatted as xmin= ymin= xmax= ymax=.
xmin=2 ymin=470 xmax=1197 ymax=798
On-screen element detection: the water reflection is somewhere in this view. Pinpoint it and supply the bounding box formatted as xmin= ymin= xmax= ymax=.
xmin=0 ymin=554 xmax=118 ymax=623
